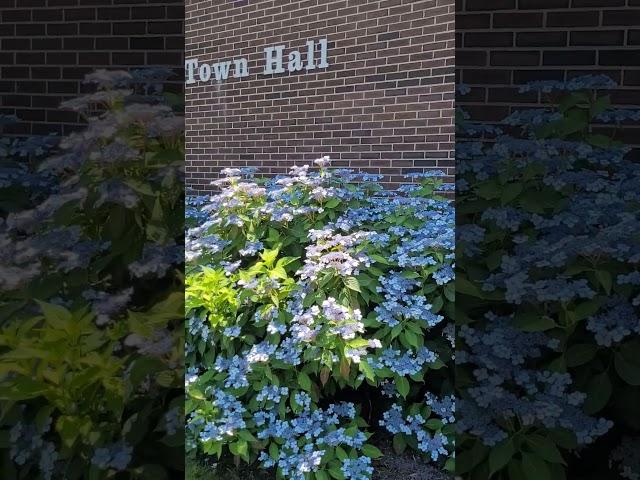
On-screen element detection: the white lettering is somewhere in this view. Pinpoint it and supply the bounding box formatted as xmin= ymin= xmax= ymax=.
xmin=187 ymin=38 xmax=331 ymax=85
xmin=185 ymin=58 xmax=198 ymax=84
xmin=199 ymin=63 xmax=211 ymax=82
xmin=233 ymin=58 xmax=249 ymax=78
xmin=318 ymin=39 xmax=329 ymax=69
xmin=213 ymin=61 xmax=233 ymax=81
xmin=305 ymin=40 xmax=316 ymax=71
xmin=264 ymin=45 xmax=286 ymax=74
xmin=288 ymin=50 xmax=303 ymax=72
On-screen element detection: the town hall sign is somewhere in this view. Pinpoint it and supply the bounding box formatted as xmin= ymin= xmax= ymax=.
xmin=185 ymin=38 xmax=330 ymax=84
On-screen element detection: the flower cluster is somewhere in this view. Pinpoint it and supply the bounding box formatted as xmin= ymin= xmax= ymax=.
xmin=186 ymin=160 xmax=455 ymax=477
xmin=1 ymin=69 xmax=185 ymax=478
xmin=456 ymin=75 xmax=635 ymax=477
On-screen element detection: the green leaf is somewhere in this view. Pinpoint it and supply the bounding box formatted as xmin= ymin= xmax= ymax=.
xmin=443 ymin=284 xmax=455 ymax=302
xmin=501 ymin=183 xmax=523 ymax=205
xmin=583 ymin=371 xmax=612 ymax=414
xmin=335 ymin=446 xmax=348 ymax=461
xmin=56 ymin=415 xmax=90 ymax=448
xmin=488 ymin=439 xmax=515 ymax=477
xmin=590 ymin=94 xmax=610 ymax=117
xmin=403 ymin=330 xmax=419 ymax=348
xmin=230 ymin=440 xmax=249 ymax=460
xmin=586 ymin=134 xmax=613 ymax=148
xmin=1 ymin=377 xmax=48 ymax=401
xmin=328 ymin=467 xmax=345 ymax=480
xmin=137 ymin=464 xmax=170 ymax=480
xmin=238 ymin=430 xmax=257 ymax=442
xmin=359 ymin=361 xmax=376 ymax=382
xmin=456 ymin=276 xmax=493 ymax=299
xmin=269 ymin=443 xmax=280 ymax=460
xmin=371 ymin=254 xmax=392 ymax=265
xmin=548 ymin=428 xmax=577 ymax=450
xmin=513 ymin=312 xmax=556 ymax=332
xmin=565 ymin=344 xmax=597 ymax=367
xmin=522 ymin=453 xmax=550 ymax=480
xmin=395 ymin=376 xmax=410 ymax=398
xmin=344 ymin=277 xmax=361 ymax=293
xmin=615 ymin=352 xmax=640 ymax=386
xmin=298 ymin=372 xmax=312 ymax=391
xmin=362 ymin=444 xmax=383 ymax=459
xmin=455 ymin=442 xmax=489 ymax=475
xmin=573 ymin=298 xmax=605 ymax=322
xmin=260 ymin=248 xmax=280 ymax=267
xmin=36 ymin=300 xmax=72 ymax=330
xmin=595 ymin=270 xmax=612 ymax=294
xmin=392 ymin=434 xmax=407 ymax=454
xmin=507 ymin=460 xmax=527 ymax=480
xmin=525 ymin=435 xmax=566 ymax=465
xmin=315 ymin=471 xmax=329 ymax=480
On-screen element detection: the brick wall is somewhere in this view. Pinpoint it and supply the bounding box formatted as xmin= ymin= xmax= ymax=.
xmin=0 ymin=0 xmax=184 ymax=137
xmin=457 ymin=0 xmax=640 ymax=149
xmin=186 ymin=0 xmax=455 ymax=193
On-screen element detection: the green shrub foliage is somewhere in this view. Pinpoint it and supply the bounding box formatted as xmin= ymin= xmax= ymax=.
xmin=186 ymin=163 xmax=455 ymax=480
xmin=456 ymin=75 xmax=640 ymax=479
xmin=0 ymin=70 xmax=184 ymax=479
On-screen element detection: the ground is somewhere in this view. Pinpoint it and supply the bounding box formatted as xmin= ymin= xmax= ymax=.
xmin=186 ymin=442 xmax=453 ymax=480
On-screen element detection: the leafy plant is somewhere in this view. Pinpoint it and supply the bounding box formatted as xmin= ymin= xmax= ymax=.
xmin=185 ymin=162 xmax=455 ymax=479
xmin=456 ymin=75 xmax=640 ymax=479
xmin=0 ymin=69 xmax=184 ymax=479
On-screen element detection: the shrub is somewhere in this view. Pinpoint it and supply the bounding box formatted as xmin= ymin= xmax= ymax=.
xmin=456 ymin=75 xmax=640 ymax=479
xmin=0 ymin=70 xmax=184 ymax=479
xmin=185 ymin=163 xmax=455 ymax=479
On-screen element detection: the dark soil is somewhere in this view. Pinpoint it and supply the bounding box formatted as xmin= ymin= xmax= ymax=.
xmin=189 ymin=447 xmax=453 ymax=480
xmin=372 ymin=441 xmax=453 ymax=480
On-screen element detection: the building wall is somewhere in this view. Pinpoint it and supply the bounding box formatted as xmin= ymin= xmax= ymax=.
xmin=0 ymin=0 xmax=184 ymax=137
xmin=186 ymin=0 xmax=455 ymax=193
xmin=457 ymin=0 xmax=640 ymax=151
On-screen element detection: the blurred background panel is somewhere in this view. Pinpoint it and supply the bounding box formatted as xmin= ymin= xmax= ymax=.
xmin=0 ymin=0 xmax=184 ymax=137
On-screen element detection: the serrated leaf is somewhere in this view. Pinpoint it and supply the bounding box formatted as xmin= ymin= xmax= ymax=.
xmin=36 ymin=300 xmax=72 ymax=330
xmin=343 ymin=276 xmax=361 ymax=293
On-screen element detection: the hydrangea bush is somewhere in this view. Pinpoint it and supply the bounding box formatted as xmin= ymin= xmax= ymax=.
xmin=0 ymin=70 xmax=184 ymax=479
xmin=185 ymin=162 xmax=455 ymax=479
xmin=456 ymin=75 xmax=640 ymax=479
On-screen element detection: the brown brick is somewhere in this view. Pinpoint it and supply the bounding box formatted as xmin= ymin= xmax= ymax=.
xmin=570 ymin=30 xmax=624 ymax=46
xmin=185 ymin=0 xmax=455 ymax=192
xmin=603 ymin=9 xmax=640 ymax=27
xmin=1 ymin=2 xmax=183 ymax=135
xmin=519 ymin=0 xmax=569 ymax=8
xmin=516 ymin=31 xmax=567 ymax=47
xmin=547 ymin=11 xmax=600 ymax=27
xmin=493 ymin=12 xmax=543 ymax=28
